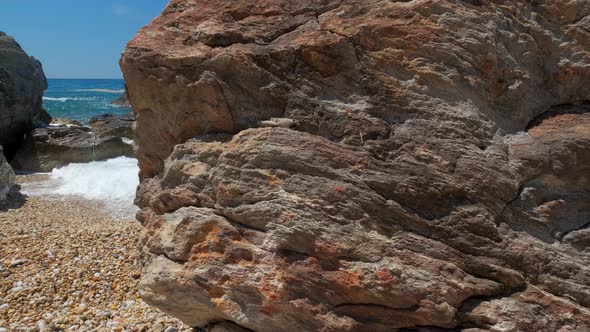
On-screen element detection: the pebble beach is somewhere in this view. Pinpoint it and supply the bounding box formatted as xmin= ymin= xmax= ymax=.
xmin=0 ymin=175 xmax=190 ymax=332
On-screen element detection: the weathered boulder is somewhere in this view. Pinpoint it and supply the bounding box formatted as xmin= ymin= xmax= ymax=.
xmin=122 ymin=1 xmax=590 ymax=331
xmin=0 ymin=145 xmax=15 ymax=202
xmin=89 ymin=113 xmax=134 ymax=139
xmin=0 ymin=32 xmax=49 ymax=159
xmin=11 ymin=126 xmax=133 ymax=172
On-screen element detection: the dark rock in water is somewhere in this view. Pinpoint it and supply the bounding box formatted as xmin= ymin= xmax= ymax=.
xmin=89 ymin=113 xmax=134 ymax=139
xmin=121 ymin=0 xmax=590 ymax=331
xmin=0 ymin=145 xmax=15 ymax=202
xmin=11 ymin=126 xmax=133 ymax=172
xmin=0 ymin=31 xmax=49 ymax=159
xmin=112 ymin=91 xmax=131 ymax=108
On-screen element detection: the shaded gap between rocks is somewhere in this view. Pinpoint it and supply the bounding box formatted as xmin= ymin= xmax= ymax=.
xmin=525 ymin=101 xmax=590 ymax=131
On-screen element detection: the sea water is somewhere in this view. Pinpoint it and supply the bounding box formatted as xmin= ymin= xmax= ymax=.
xmin=43 ymin=78 xmax=131 ymax=123
xmin=23 ymin=79 xmax=139 ymax=219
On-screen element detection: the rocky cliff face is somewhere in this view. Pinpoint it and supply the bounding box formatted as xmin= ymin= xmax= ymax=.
xmin=0 ymin=32 xmax=49 ymax=159
xmin=121 ymin=1 xmax=590 ymax=331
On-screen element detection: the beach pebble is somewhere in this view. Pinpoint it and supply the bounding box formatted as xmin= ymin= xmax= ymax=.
xmin=36 ymin=320 xmax=48 ymax=332
xmin=9 ymin=259 xmax=27 ymax=267
xmin=72 ymin=304 xmax=87 ymax=314
xmin=121 ymin=300 xmax=135 ymax=310
xmin=10 ymin=286 xmax=24 ymax=292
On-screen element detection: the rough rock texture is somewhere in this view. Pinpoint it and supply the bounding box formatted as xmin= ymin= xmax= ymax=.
xmin=121 ymin=1 xmax=590 ymax=331
xmin=11 ymin=126 xmax=133 ymax=172
xmin=0 ymin=145 xmax=14 ymax=202
xmin=89 ymin=113 xmax=134 ymax=139
xmin=0 ymin=32 xmax=49 ymax=159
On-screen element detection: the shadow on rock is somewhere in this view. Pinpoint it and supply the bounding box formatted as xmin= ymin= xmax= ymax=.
xmin=0 ymin=184 xmax=27 ymax=211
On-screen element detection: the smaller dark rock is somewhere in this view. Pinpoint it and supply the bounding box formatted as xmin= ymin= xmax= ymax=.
xmin=33 ymin=109 xmax=53 ymax=127
xmin=111 ymin=92 xmax=131 ymax=108
xmin=0 ymin=145 xmax=15 ymax=202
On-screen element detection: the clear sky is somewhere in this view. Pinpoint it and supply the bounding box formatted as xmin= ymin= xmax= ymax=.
xmin=0 ymin=1 xmax=169 ymax=79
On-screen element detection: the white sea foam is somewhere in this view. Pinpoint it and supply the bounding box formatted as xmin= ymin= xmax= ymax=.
xmin=22 ymin=157 xmax=139 ymax=219
xmin=121 ymin=138 xmax=134 ymax=145
xmin=73 ymin=89 xmax=125 ymax=93
xmin=43 ymin=96 xmax=95 ymax=102
xmin=43 ymin=97 xmax=71 ymax=102
xmin=49 ymin=123 xmax=79 ymax=128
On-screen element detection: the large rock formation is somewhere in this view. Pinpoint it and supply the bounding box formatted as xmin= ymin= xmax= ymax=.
xmin=121 ymin=0 xmax=590 ymax=331
xmin=11 ymin=126 xmax=133 ymax=172
xmin=0 ymin=145 xmax=15 ymax=202
xmin=0 ymin=32 xmax=49 ymax=159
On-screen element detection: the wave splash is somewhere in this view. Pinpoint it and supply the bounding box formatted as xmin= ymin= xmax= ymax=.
xmin=43 ymin=96 xmax=95 ymax=102
xmin=22 ymin=157 xmax=139 ymax=219
xmin=73 ymin=89 xmax=125 ymax=93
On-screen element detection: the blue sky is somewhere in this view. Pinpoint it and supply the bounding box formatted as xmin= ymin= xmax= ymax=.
xmin=0 ymin=1 xmax=169 ymax=79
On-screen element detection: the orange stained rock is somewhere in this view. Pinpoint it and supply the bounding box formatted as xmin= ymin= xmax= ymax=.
xmin=211 ymin=297 xmax=243 ymax=318
xmin=328 ymin=269 xmax=363 ymax=289
xmin=258 ymin=269 xmax=288 ymax=302
xmin=375 ymin=268 xmax=398 ymax=286
xmin=314 ymin=242 xmax=341 ymax=257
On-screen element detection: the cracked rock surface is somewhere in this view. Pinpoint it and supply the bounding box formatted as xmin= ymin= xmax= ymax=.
xmin=121 ymin=0 xmax=590 ymax=331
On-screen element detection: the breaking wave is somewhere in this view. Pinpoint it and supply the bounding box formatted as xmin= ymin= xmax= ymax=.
xmin=43 ymin=96 xmax=95 ymax=102
xmin=73 ymin=89 xmax=125 ymax=93
xmin=22 ymin=157 xmax=139 ymax=219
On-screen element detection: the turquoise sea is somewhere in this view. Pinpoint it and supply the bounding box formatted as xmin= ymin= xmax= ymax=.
xmin=43 ymin=78 xmax=131 ymax=123
xmin=25 ymin=78 xmax=139 ymax=218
